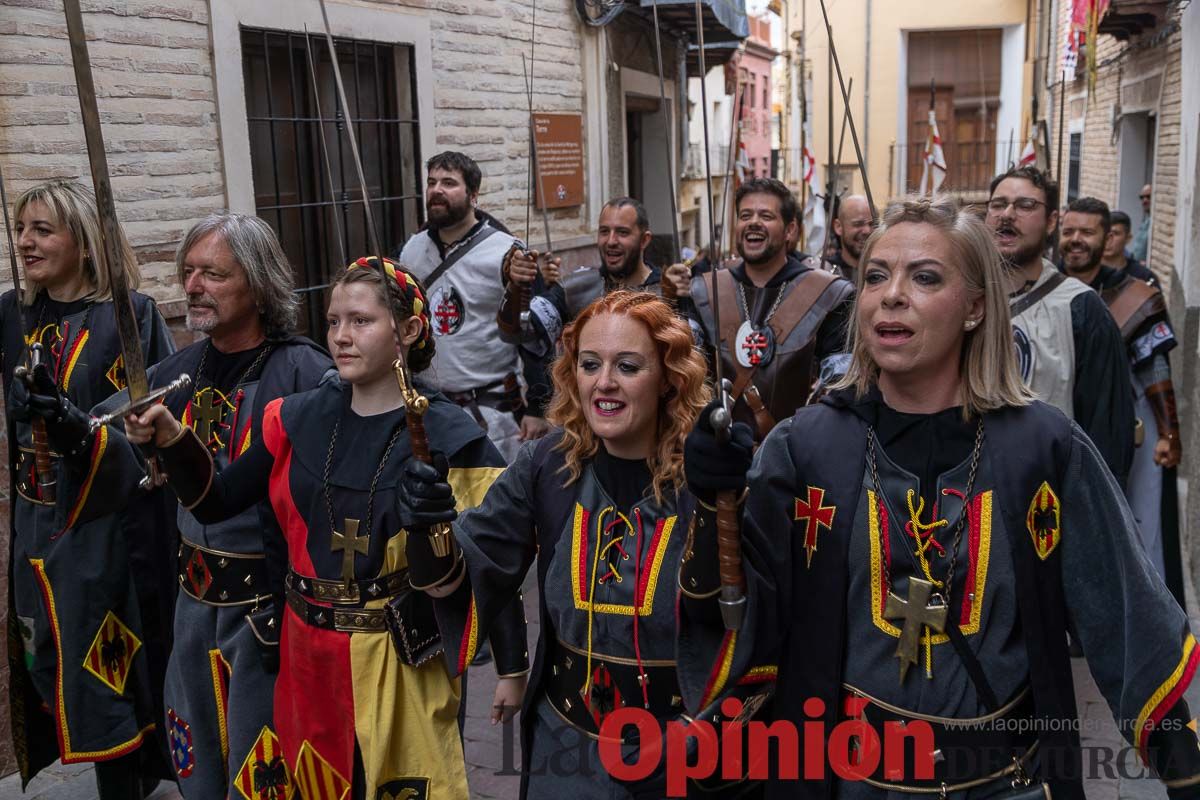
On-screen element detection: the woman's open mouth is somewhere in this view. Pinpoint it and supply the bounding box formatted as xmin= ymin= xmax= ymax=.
xmin=593 ymin=398 xmax=626 ymax=416
xmin=874 ymin=323 xmax=914 ymax=344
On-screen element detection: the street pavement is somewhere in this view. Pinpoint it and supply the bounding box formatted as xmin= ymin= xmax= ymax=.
xmin=2 ymin=572 xmax=1197 ymax=799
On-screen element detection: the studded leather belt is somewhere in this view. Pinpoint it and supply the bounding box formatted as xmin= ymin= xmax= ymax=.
xmin=285 ymin=588 xmax=388 ymax=634
xmin=178 ymin=539 xmax=270 ymax=607
xmin=544 ymin=637 xmax=683 ymax=739
xmin=285 ymin=566 xmax=407 ymax=605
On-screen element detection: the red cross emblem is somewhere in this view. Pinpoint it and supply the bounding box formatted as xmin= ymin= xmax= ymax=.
xmin=434 ymin=303 xmax=459 ymax=335
xmin=741 ymin=330 xmax=770 ymax=366
xmin=794 ymin=486 xmax=836 ymax=569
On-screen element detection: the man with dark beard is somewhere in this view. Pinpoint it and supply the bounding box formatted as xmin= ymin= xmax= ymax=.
xmin=689 ymin=177 xmax=854 ymax=442
xmin=827 ymin=193 xmax=873 ymax=283
xmin=985 ymin=166 xmax=1133 ymax=485
xmin=1060 ymin=197 xmax=1184 ymax=602
xmin=399 ymin=151 xmax=551 ymax=462
xmin=508 ymin=196 xmax=692 ymax=350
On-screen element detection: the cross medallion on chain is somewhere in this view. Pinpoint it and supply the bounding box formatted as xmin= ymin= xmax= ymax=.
xmin=192 ymin=391 xmax=223 ymax=447
xmin=331 ymin=518 xmax=369 ymax=586
xmin=883 ymin=577 xmax=948 ymax=683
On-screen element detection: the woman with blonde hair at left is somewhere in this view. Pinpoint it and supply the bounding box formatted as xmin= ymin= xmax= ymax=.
xmin=2 ymin=179 xmax=174 ymax=797
xmin=401 ymin=291 xmax=768 ymax=798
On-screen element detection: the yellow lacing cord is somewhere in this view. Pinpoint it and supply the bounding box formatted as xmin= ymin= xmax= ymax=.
xmin=585 ymin=506 xmax=612 ymax=699
xmin=583 ymin=507 xmax=636 ymax=700
xmin=924 ymin=627 xmax=934 ymax=678
xmin=905 ymin=489 xmax=949 ymax=588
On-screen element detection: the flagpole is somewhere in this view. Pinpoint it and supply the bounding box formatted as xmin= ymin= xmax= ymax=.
xmin=817 ymin=0 xmax=876 ymax=216
xmin=825 ymin=16 xmax=834 ymax=220
xmin=1055 ymin=71 xmax=1065 ymax=198
xmin=797 ymin=0 xmax=807 ymax=249
xmin=833 ymin=77 xmax=852 ymax=183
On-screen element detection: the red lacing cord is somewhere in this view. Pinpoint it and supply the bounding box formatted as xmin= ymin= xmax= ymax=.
xmin=631 ymin=507 xmax=650 ymax=708
xmin=51 ymin=320 xmax=69 ymax=381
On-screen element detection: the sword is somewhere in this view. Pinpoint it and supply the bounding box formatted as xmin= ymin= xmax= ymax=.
xmin=315 ymin=0 xmax=449 ymax=553
xmin=1 ymin=165 xmax=56 ymax=502
xmin=693 ymin=0 xmax=745 ymax=631
xmin=62 ymin=0 xmax=162 ymax=488
xmin=88 ymin=374 xmax=192 ymax=432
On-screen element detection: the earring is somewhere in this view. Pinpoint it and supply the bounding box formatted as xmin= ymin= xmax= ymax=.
xmin=964 ymin=319 xmax=979 ymax=330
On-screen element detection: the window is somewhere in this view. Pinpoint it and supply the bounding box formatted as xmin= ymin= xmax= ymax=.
xmin=749 ymin=74 xmax=757 ymax=108
xmin=1067 ymin=133 xmax=1081 ymax=203
xmin=241 ymin=28 xmax=423 ymax=334
xmin=762 ymin=81 xmax=769 ymax=109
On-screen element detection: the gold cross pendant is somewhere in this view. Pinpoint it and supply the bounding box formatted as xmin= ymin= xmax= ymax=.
xmin=192 ymin=390 xmax=223 ymax=446
xmin=331 ymin=518 xmax=369 ymax=586
xmin=883 ymin=577 xmax=948 ymax=683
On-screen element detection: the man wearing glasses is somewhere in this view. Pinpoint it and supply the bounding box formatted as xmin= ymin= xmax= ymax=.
xmin=986 ymin=166 xmax=1135 ymax=486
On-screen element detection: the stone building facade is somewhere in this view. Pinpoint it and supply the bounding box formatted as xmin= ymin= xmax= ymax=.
xmin=0 ymin=0 xmax=747 ymax=774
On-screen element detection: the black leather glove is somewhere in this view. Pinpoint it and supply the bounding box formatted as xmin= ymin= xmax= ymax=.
xmin=397 ymin=452 xmax=458 ymax=529
xmin=399 ymin=452 xmax=463 ymax=591
xmin=9 ymin=362 xmax=93 ymax=456
xmin=684 ymin=399 xmax=755 ymax=502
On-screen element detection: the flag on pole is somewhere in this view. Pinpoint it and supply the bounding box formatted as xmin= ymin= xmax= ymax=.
xmin=919 ymin=108 xmax=947 ymax=195
xmin=1062 ymin=0 xmax=1110 ymax=89
xmin=801 ymin=139 xmax=826 ymax=256
xmin=1018 ymin=137 xmax=1037 ymax=167
xmin=735 ymin=142 xmax=751 ymax=185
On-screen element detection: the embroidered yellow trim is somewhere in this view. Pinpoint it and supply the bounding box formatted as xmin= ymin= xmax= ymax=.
xmin=868 ymin=490 xmax=993 ymax=644
xmin=1135 ymin=633 xmax=1198 ymax=753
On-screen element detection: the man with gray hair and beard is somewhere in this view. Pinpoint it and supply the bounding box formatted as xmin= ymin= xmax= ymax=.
xmin=49 ymin=213 xmax=332 ymax=798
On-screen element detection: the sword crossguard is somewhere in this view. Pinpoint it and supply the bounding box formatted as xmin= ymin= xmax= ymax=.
xmin=709 ymin=377 xmax=734 ymax=444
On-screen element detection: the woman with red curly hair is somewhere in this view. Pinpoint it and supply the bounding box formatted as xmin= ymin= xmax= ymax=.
xmin=401 ymin=290 xmax=732 ymax=798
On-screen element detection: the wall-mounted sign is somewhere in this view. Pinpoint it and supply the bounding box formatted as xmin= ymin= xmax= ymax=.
xmin=533 ymin=112 xmax=584 ymax=209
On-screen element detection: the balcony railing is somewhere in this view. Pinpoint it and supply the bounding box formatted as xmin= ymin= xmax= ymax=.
xmin=684 ymin=143 xmax=733 ymax=178
xmin=889 ymin=138 xmax=1022 ymax=199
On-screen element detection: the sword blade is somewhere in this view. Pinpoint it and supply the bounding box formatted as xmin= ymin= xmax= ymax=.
xmin=0 ymin=161 xmax=32 ymax=333
xmin=316 ymin=0 xmax=385 ymax=266
xmin=62 ymin=0 xmax=148 ymax=400
xmin=303 ymin=26 xmax=348 ymax=269
xmin=693 ymin=0 xmax=726 ymax=397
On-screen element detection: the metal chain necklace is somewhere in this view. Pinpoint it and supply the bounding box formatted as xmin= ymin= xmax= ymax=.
xmin=192 ymin=339 xmax=273 ymax=449
xmin=321 ymin=413 xmax=406 ymax=585
xmin=867 ymin=418 xmax=985 ymax=682
xmin=733 ymin=279 xmax=790 ymax=369
xmin=194 ymin=338 xmax=274 ymax=392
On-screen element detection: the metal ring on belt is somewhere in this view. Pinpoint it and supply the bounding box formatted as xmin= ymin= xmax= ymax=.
xmin=842 ymin=683 xmax=1041 ymax=793
xmin=177 ymin=539 xmax=270 ymax=607
xmin=285 ymin=566 xmax=408 ymax=605
xmin=285 ymin=588 xmax=388 ymax=634
xmin=14 ymin=446 xmax=58 ymax=506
